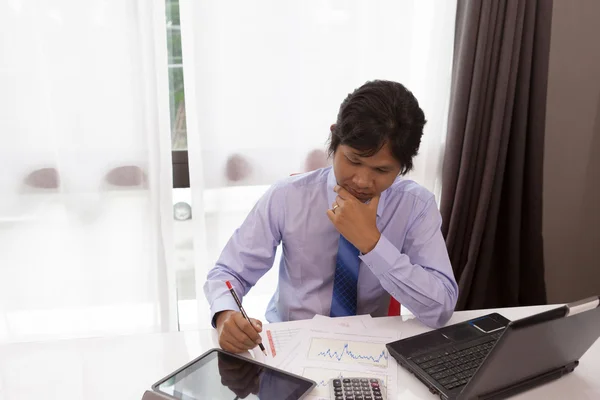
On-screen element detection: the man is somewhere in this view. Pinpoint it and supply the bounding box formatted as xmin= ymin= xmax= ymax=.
xmin=204 ymin=80 xmax=458 ymax=354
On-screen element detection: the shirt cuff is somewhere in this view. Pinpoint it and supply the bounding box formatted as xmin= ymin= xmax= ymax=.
xmin=210 ymin=297 xmax=240 ymax=328
xmin=359 ymin=234 xmax=402 ymax=277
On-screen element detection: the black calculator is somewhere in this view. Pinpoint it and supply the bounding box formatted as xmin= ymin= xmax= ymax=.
xmin=329 ymin=377 xmax=386 ymax=400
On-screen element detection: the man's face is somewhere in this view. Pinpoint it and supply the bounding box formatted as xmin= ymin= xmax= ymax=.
xmin=332 ymin=143 xmax=402 ymax=202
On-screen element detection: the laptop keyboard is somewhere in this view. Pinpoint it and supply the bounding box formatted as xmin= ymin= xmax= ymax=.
xmin=411 ymin=332 xmax=503 ymax=390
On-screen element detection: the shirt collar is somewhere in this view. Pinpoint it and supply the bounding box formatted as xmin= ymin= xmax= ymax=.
xmin=326 ymin=167 xmax=387 ymax=218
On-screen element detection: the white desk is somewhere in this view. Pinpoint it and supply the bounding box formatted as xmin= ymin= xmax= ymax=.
xmin=0 ymin=305 xmax=598 ymax=399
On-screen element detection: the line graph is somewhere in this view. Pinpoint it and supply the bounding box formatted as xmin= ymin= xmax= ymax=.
xmin=307 ymin=337 xmax=389 ymax=367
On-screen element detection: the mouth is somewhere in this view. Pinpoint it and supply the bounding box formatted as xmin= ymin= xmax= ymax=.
xmin=346 ymin=187 xmax=372 ymax=201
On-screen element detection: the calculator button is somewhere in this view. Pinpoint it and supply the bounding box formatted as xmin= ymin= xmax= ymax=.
xmin=364 ymin=396 xmax=372 ymax=400
xmin=355 ymin=396 xmax=364 ymax=400
xmin=370 ymin=379 xmax=378 ymax=383
xmin=371 ymin=382 xmax=379 ymax=388
xmin=345 ymin=397 xmax=354 ymax=400
xmin=360 ymin=378 xmax=368 ymax=382
xmin=333 ymin=379 xmax=342 ymax=387
xmin=334 ymin=396 xmax=343 ymax=400
xmin=343 ymin=378 xmax=351 ymax=383
xmin=352 ymin=378 xmax=360 ymax=383
xmin=334 ymin=387 xmax=342 ymax=393
xmin=374 ymin=396 xmax=383 ymax=400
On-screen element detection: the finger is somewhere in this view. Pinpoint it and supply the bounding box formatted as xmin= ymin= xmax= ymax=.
xmin=335 ymin=195 xmax=346 ymax=207
xmin=222 ymin=331 xmax=250 ymax=352
xmin=225 ymin=318 xmax=256 ymax=349
xmin=236 ymin=315 xmax=262 ymax=343
xmin=327 ymin=209 xmax=336 ymax=223
xmin=229 ymin=327 xmax=257 ymax=349
xmin=369 ymin=194 xmax=381 ymax=210
xmin=220 ymin=335 xmax=248 ymax=353
xmin=219 ymin=337 xmax=244 ymax=353
xmin=333 ymin=185 xmax=352 ymax=200
xmin=249 ymin=318 xmax=263 ymax=332
xmin=233 ymin=314 xmax=262 ymax=345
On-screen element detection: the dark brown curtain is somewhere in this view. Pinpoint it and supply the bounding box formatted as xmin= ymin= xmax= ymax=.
xmin=441 ymin=0 xmax=553 ymax=310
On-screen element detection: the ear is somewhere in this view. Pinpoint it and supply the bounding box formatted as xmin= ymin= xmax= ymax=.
xmin=330 ymin=124 xmax=336 ymax=133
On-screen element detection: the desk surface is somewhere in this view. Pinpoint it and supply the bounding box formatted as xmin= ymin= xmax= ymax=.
xmin=0 ymin=305 xmax=598 ymax=400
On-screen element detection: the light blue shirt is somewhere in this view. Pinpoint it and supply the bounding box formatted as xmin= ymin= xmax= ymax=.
xmin=204 ymin=167 xmax=458 ymax=328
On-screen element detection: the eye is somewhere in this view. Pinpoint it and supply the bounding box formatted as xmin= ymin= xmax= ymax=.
xmin=346 ymin=157 xmax=360 ymax=165
xmin=376 ymin=168 xmax=390 ymax=173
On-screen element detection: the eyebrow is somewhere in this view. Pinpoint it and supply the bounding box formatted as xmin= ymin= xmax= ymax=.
xmin=345 ymin=152 xmax=395 ymax=170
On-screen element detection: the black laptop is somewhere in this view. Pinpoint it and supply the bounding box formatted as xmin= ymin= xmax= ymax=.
xmin=386 ymin=296 xmax=600 ymax=400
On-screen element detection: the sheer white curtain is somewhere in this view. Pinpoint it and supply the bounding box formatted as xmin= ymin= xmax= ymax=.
xmin=0 ymin=0 xmax=176 ymax=343
xmin=179 ymin=0 xmax=457 ymax=328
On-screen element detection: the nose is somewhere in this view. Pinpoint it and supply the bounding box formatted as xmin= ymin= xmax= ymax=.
xmin=352 ymin=170 xmax=372 ymax=190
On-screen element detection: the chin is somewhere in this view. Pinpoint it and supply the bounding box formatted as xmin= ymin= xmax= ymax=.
xmin=345 ymin=186 xmax=372 ymax=202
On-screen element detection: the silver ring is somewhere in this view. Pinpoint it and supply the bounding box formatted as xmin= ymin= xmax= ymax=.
xmin=332 ymin=204 xmax=339 ymax=212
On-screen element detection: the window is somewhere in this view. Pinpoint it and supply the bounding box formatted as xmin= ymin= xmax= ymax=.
xmin=166 ymin=0 xmax=186 ymax=151
xmin=177 ymin=0 xmax=457 ymax=329
xmin=166 ymin=0 xmax=190 ymax=190
xmin=166 ymin=0 xmax=195 ymax=328
xmin=166 ymin=0 xmax=457 ymax=330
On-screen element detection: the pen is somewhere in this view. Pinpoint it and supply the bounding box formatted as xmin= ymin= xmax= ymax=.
xmin=225 ymin=280 xmax=268 ymax=356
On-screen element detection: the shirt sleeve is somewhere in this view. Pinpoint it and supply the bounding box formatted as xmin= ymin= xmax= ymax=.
xmin=203 ymin=183 xmax=286 ymax=327
xmin=359 ymin=196 xmax=458 ymax=328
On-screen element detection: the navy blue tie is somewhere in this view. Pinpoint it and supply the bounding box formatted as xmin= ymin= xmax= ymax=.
xmin=330 ymin=235 xmax=360 ymax=317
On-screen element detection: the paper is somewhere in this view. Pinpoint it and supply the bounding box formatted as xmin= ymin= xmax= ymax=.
xmin=257 ymin=315 xmax=372 ymax=363
xmin=265 ymin=327 xmax=302 ymax=357
xmin=302 ymin=367 xmax=389 ymax=399
xmin=311 ymin=314 xmax=372 ymax=332
xmin=256 ymin=318 xmax=314 ymax=365
xmin=277 ymin=327 xmax=401 ymax=400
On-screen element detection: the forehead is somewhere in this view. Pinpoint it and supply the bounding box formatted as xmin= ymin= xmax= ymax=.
xmin=342 ymin=143 xmax=399 ymax=165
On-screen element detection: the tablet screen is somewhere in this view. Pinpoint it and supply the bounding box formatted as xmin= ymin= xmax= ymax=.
xmin=155 ymin=349 xmax=315 ymax=400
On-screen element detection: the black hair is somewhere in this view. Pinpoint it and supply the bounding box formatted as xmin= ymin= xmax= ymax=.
xmin=328 ymin=80 xmax=426 ymax=175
